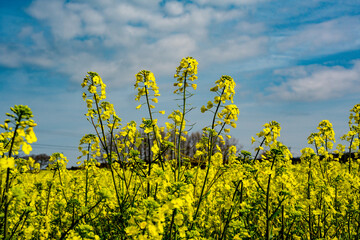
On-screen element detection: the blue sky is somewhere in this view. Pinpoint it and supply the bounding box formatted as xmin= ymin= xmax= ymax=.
xmin=1 ymin=0 xmax=359 ymax=165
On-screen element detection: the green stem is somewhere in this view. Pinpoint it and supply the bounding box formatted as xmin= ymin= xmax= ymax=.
xmin=348 ymin=212 xmax=351 ymax=240
xmin=59 ymin=198 xmax=104 ymax=240
xmin=58 ymin=169 xmax=68 ymax=204
xmin=93 ymin=94 xmax=108 ymax=155
xmin=4 ymin=116 xmax=22 ymax=239
xmin=266 ymin=173 xmax=272 ymax=240
xmin=85 ymin=143 xmax=90 ymax=222
xmin=219 ymin=180 xmax=243 ymax=240
xmin=9 ymin=206 xmax=30 ymax=240
xmin=348 ymin=135 xmax=354 ymax=173
xmin=147 ymin=133 xmax=151 ymax=198
xmin=93 ymin=94 xmax=121 ymax=207
xmin=254 ymin=137 xmax=266 ymax=161
xmin=85 ymin=144 xmax=90 ymax=207
xmin=144 ymin=84 xmax=164 ymax=169
xmin=211 ymin=89 xmax=225 ymax=130
xmin=109 ymin=165 xmax=121 ymax=207
xmin=266 ymin=155 xmax=276 ymax=240
xmin=46 ymin=170 xmax=57 ymax=215
xmin=3 ymin=167 xmax=11 ymax=239
xmin=281 ymin=204 xmax=285 ymax=240
xmin=191 ymin=142 xmax=213 ymax=227
xmin=308 ymin=155 xmax=313 ymax=240
xmin=168 ymin=209 xmax=177 ymax=240
xmin=325 ymin=137 xmax=328 ymax=152
xmin=176 ymin=73 xmax=187 ymax=181
xmin=191 ymin=91 xmax=225 ymax=230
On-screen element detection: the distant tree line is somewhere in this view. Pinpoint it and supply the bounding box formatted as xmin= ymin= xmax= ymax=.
xmin=96 ymin=130 xmax=243 ymax=168
xmin=19 ymin=135 xmax=360 ymax=171
xmin=22 ymin=153 xmax=50 ymax=169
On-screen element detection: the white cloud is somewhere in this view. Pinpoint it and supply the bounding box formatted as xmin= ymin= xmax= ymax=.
xmin=26 ymin=0 xmax=244 ymax=44
xmin=128 ymin=34 xmax=197 ymax=76
xmin=6 ymin=0 xmax=264 ymax=87
xmin=57 ymin=52 xmax=122 ymax=83
xmin=5 ymin=0 xmax=358 ymax=90
xmin=78 ymin=6 xmax=107 ymax=36
xmin=0 ymin=46 xmax=22 ymax=68
xmin=235 ymin=22 xmax=265 ymax=35
xmin=266 ymin=60 xmax=360 ymax=101
xmin=193 ymin=0 xmax=270 ymax=6
xmin=277 ymin=16 xmax=360 ymax=56
xmin=201 ymin=36 xmax=268 ymax=64
xmin=0 ymin=39 xmax=53 ymax=69
xmin=27 ymin=0 xmax=83 ymax=40
xmin=126 ymin=0 xmax=162 ymax=9
xmin=164 ymin=1 xmax=184 ymax=16
xmin=104 ymin=2 xmax=154 ymax=23
xmin=52 ymin=34 xmax=196 ymax=86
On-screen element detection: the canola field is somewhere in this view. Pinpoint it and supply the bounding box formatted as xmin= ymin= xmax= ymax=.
xmin=1 ymin=57 xmax=360 ymax=239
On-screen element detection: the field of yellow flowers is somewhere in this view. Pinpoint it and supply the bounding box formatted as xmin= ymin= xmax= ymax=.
xmin=1 ymin=57 xmax=360 ymax=239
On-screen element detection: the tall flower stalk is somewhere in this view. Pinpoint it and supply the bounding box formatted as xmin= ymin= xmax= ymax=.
xmin=135 ymin=70 xmax=165 ymax=196
xmin=192 ymin=75 xmax=238 ymax=229
xmin=172 ymin=57 xmax=198 ymax=181
xmin=81 ymin=72 xmax=122 ymax=206
xmin=0 ymin=105 xmax=36 ymax=239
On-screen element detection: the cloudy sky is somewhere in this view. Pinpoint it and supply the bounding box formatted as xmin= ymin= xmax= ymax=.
xmin=1 ymin=0 xmax=359 ymax=165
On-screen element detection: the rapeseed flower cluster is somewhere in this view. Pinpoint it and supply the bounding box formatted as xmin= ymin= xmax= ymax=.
xmin=173 ymin=57 xmax=198 ymax=94
xmin=48 ymin=152 xmax=68 ymax=170
xmin=200 ymin=75 xmax=239 ymax=141
xmin=308 ymin=120 xmax=336 ymax=156
xmin=201 ymin=75 xmax=236 ymax=111
xmin=0 ymin=105 xmax=37 ymax=157
xmin=77 ymin=134 xmax=101 ymax=168
xmin=252 ymin=121 xmax=282 ymax=154
xmin=341 ymin=103 xmax=360 ymax=151
xmin=81 ymin=72 xmax=106 ymax=102
xmin=135 ymin=70 xmax=161 ymax=111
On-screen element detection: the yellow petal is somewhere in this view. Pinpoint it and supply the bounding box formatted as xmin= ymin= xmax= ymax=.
xmin=22 ymin=142 xmax=32 ymax=155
